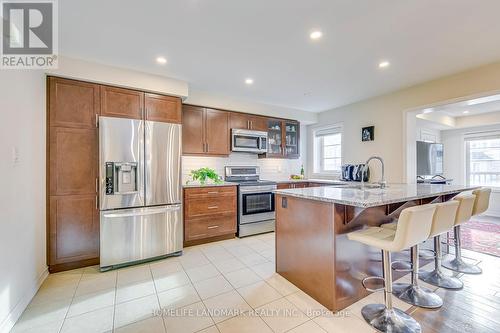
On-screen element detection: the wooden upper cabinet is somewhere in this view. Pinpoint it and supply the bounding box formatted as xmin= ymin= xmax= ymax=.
xmin=182 ymin=105 xmax=230 ymax=156
xmin=230 ymin=112 xmax=251 ymax=130
xmin=49 ymin=127 xmax=98 ymax=196
xmin=205 ymin=109 xmax=230 ymax=155
xmin=182 ymin=105 xmax=205 ymax=154
xmin=48 ymin=77 xmax=100 ymax=128
xmin=145 ymin=93 xmax=182 ymax=123
xmin=100 ymin=85 xmax=144 ymax=119
xmin=250 ymin=116 xmax=268 ymax=131
xmin=230 ymin=113 xmax=268 ymax=131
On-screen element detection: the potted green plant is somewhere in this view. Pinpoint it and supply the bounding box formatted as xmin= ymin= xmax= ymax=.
xmin=187 ymin=167 xmax=223 ymax=185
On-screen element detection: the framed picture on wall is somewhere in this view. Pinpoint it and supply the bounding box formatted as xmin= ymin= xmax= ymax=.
xmin=362 ymin=126 xmax=375 ymax=141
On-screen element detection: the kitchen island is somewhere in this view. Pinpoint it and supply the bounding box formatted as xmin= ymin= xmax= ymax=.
xmin=274 ymin=183 xmax=476 ymax=311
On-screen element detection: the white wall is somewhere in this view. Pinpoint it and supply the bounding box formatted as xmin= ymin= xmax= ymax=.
xmin=182 ymin=125 xmax=307 ymax=183
xmin=0 ymin=71 xmax=48 ymax=333
xmin=308 ymin=61 xmax=500 ymax=183
xmin=415 ymin=119 xmax=442 ymax=143
xmin=48 ymin=56 xmax=189 ymax=98
xmin=441 ymin=124 xmax=500 ymax=217
xmin=185 ymin=90 xmax=317 ymax=124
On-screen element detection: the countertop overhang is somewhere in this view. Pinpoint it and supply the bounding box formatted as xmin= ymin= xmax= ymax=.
xmin=274 ymin=183 xmax=478 ymax=208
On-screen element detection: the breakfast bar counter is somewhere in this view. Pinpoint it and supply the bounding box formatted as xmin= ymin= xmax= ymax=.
xmin=274 ymin=183 xmax=476 ymax=311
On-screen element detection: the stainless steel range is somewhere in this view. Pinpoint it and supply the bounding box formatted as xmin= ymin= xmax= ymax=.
xmin=225 ymin=166 xmax=276 ymax=237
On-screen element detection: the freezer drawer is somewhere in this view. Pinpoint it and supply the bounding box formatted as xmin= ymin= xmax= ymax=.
xmin=100 ymin=204 xmax=182 ymax=268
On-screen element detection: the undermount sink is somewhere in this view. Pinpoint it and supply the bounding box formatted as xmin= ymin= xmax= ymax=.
xmin=346 ymin=184 xmax=388 ymax=190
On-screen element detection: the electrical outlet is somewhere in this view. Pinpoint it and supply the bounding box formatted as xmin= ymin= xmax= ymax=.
xmin=12 ymin=147 xmax=20 ymax=164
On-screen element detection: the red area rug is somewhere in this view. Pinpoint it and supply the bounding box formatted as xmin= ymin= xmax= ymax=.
xmin=459 ymin=220 xmax=500 ymax=257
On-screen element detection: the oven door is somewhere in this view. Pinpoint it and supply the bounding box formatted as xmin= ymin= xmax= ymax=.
xmin=239 ymin=186 xmax=276 ymax=224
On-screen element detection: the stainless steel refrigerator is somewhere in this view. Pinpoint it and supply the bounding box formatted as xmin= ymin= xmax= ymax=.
xmin=99 ymin=116 xmax=182 ymax=270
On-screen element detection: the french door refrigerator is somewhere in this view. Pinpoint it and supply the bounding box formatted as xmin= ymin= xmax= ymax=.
xmin=99 ymin=116 xmax=182 ymax=270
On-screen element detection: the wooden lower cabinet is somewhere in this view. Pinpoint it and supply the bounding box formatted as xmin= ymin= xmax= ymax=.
xmin=184 ymin=186 xmax=237 ymax=246
xmin=277 ymin=182 xmax=310 ymax=189
xmin=49 ymin=195 xmax=99 ymax=270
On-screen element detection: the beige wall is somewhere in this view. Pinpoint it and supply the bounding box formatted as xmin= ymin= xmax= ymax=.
xmin=308 ymin=61 xmax=500 ymax=182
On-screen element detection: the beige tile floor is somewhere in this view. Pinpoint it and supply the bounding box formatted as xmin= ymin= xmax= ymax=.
xmin=12 ymin=232 xmax=446 ymax=333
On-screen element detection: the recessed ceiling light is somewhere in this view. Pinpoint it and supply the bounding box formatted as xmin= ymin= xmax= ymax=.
xmin=156 ymin=56 xmax=167 ymax=65
xmin=310 ymin=31 xmax=323 ymax=40
xmin=245 ymin=78 xmax=254 ymax=85
xmin=463 ymin=110 xmax=470 ymax=114
xmin=423 ymin=108 xmax=434 ymax=114
xmin=379 ymin=61 xmax=390 ymax=68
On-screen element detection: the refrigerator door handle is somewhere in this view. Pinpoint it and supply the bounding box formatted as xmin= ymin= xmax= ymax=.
xmin=102 ymin=205 xmax=181 ymax=218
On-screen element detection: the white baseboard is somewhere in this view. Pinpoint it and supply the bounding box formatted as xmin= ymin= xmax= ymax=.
xmin=0 ymin=267 xmax=49 ymax=333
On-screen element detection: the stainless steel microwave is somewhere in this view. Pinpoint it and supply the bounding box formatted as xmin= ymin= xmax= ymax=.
xmin=231 ymin=129 xmax=267 ymax=153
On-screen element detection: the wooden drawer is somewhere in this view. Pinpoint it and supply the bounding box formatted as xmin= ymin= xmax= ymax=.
xmin=184 ymin=186 xmax=236 ymax=199
xmin=277 ymin=182 xmax=309 ymax=189
xmin=185 ymin=197 xmax=236 ymax=218
xmin=185 ymin=214 xmax=236 ymax=241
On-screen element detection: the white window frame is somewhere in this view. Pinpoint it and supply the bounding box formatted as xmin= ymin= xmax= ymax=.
xmin=312 ymin=124 xmax=343 ymax=177
xmin=464 ymin=131 xmax=500 ymax=190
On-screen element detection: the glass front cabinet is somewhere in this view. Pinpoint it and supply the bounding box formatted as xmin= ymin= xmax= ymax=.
xmin=260 ymin=119 xmax=300 ymax=159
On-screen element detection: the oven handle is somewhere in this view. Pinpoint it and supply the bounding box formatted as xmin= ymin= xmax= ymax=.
xmin=239 ymin=186 xmax=277 ymax=193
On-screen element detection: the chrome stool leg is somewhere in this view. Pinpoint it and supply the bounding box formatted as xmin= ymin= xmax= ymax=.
xmin=361 ymin=250 xmax=422 ymax=333
xmin=392 ymin=245 xmax=443 ymax=309
xmin=442 ymin=225 xmax=482 ymax=274
xmin=419 ymin=235 xmax=463 ymax=290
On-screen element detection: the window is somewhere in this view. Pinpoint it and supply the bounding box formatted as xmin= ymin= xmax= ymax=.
xmin=313 ymin=126 xmax=342 ymax=174
xmin=466 ymin=135 xmax=500 ymax=188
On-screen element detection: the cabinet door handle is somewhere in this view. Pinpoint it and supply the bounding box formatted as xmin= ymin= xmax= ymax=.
xmin=208 ymin=225 xmax=219 ymax=229
xmin=207 ymin=206 xmax=219 ymax=209
xmin=95 ymin=195 xmax=99 ymax=210
xmin=95 ymin=178 xmax=99 ymax=193
xmin=206 ymin=143 xmax=209 ymax=152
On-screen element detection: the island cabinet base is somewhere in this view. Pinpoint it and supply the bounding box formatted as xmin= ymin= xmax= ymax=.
xmin=275 ymin=193 xmax=458 ymax=312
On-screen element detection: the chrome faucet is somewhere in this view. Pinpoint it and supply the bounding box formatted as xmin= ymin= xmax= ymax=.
xmin=361 ymin=156 xmax=387 ymax=189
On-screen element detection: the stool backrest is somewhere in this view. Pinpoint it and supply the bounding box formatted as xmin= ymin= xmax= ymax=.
xmin=453 ymin=194 xmax=476 ymax=226
xmin=472 ymin=188 xmax=491 ymax=216
xmin=428 ymin=201 xmax=459 ymax=237
xmin=392 ymin=204 xmax=436 ymax=251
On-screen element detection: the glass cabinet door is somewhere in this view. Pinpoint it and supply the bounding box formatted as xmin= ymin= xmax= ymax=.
xmin=267 ymin=119 xmax=283 ymax=155
xmin=284 ymin=122 xmax=299 ymax=157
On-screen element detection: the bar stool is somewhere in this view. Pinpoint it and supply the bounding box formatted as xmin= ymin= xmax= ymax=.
xmin=418 ymin=201 xmax=463 ymax=289
xmin=442 ymin=188 xmax=491 ymax=274
xmin=347 ymin=204 xmax=436 ymax=333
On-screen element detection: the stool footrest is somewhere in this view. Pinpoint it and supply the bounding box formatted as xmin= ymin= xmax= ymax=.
xmin=362 ymin=276 xmax=385 ymax=292
xmin=391 ymin=260 xmax=413 ymax=272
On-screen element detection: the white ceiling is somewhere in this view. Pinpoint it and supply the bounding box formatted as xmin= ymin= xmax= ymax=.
xmin=422 ymin=94 xmax=500 ymax=117
xmin=59 ymin=0 xmax=500 ymax=112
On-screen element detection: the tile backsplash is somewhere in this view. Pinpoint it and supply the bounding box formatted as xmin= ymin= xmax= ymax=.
xmin=182 ymin=153 xmax=304 ymax=183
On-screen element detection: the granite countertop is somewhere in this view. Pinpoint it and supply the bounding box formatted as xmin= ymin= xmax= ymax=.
xmin=275 ymin=179 xmax=348 ymax=185
xmin=183 ymin=181 xmax=238 ymax=188
xmin=274 ymin=183 xmax=478 ymax=208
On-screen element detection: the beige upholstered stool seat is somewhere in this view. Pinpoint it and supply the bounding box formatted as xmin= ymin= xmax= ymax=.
xmin=346 ymin=204 xmax=436 ymax=333
xmin=442 ymin=190 xmax=489 ymax=274
xmin=418 ymin=201 xmax=463 ymax=289
xmin=347 ymin=227 xmax=396 ymax=250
